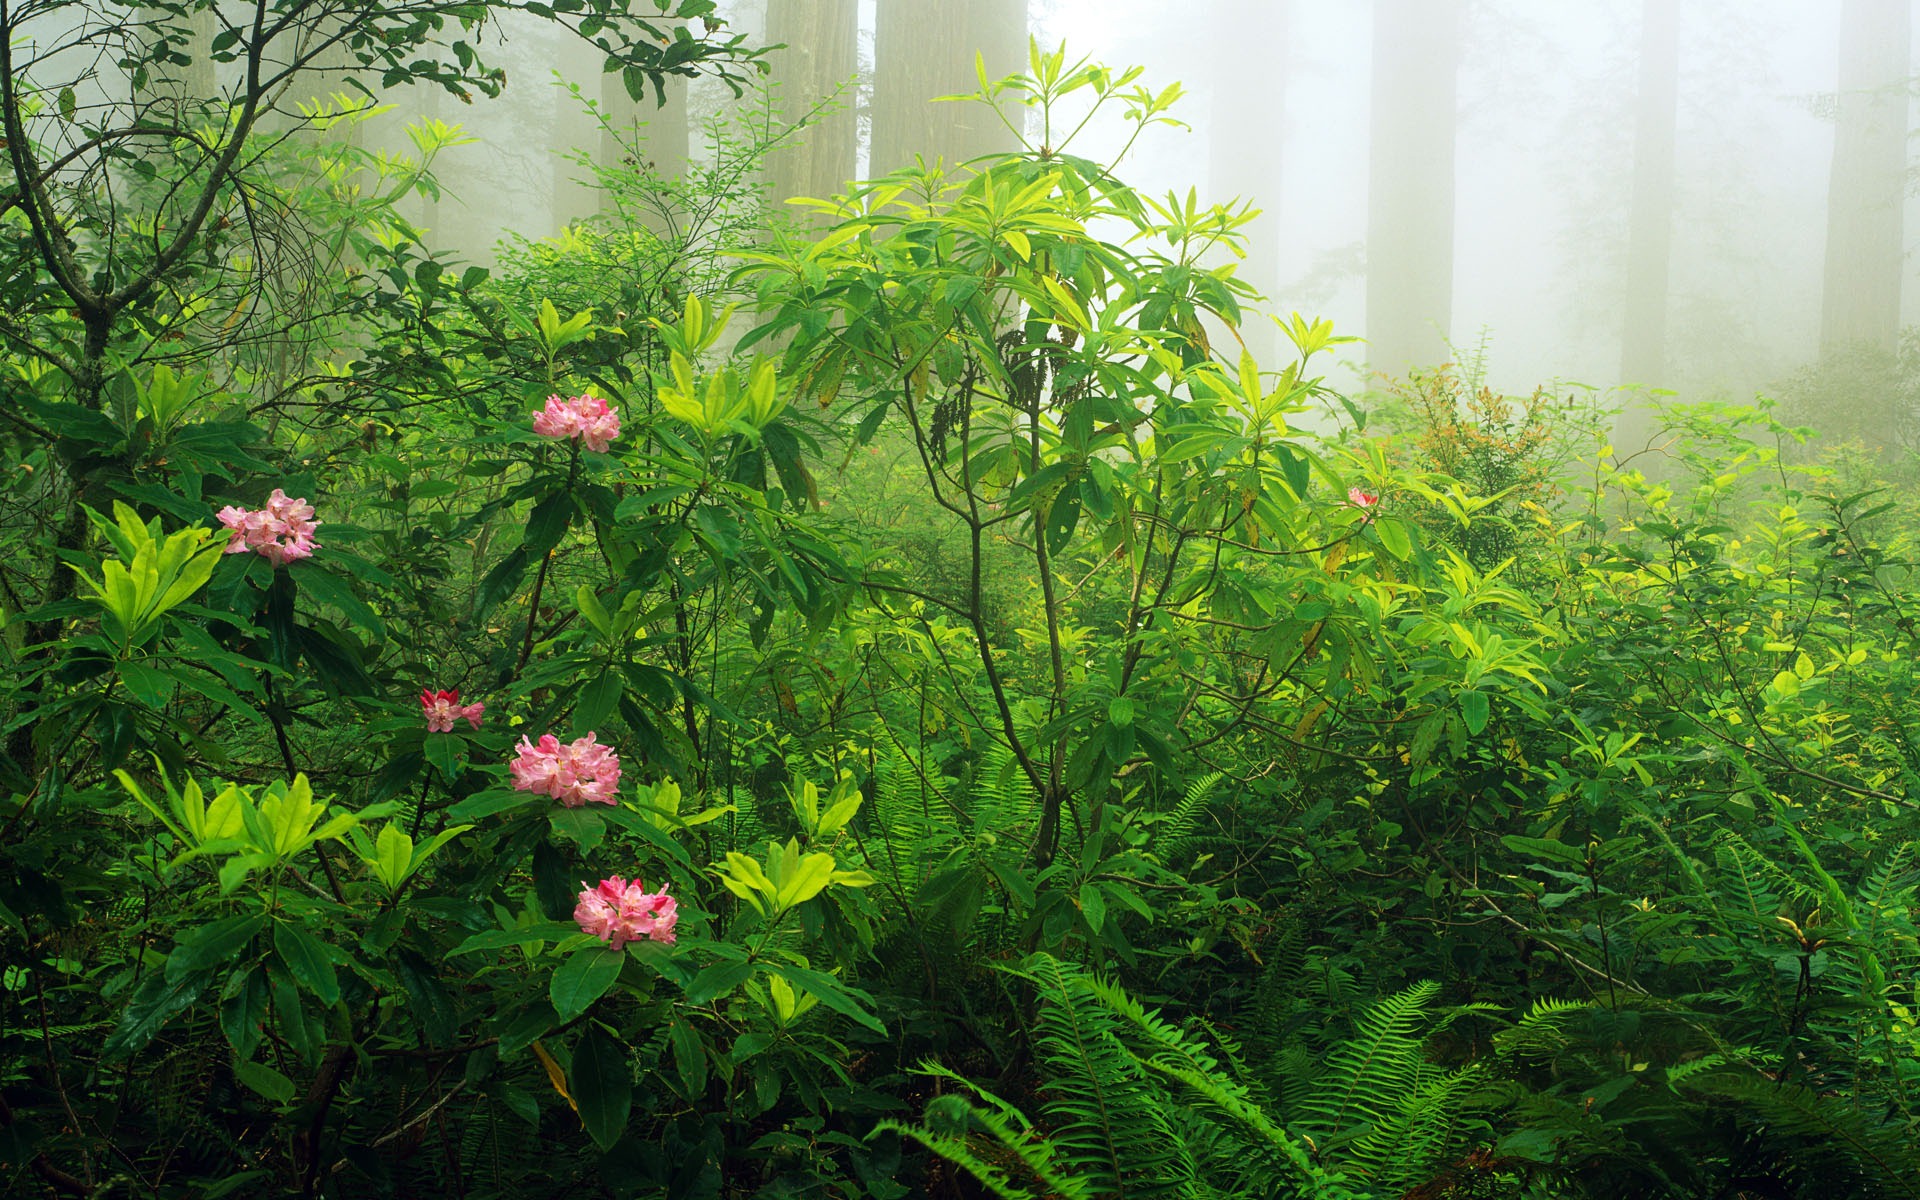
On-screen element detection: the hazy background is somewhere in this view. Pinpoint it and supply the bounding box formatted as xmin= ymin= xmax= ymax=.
xmin=374 ymin=1 xmax=1919 ymax=412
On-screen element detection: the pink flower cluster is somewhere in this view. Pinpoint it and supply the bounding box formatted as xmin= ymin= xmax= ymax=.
xmin=509 ymin=732 xmax=621 ymax=807
xmin=421 ymin=688 xmax=485 ymax=733
xmin=1347 ymin=487 xmax=1380 ymax=522
xmin=216 ymin=489 xmax=319 ymax=566
xmin=532 ymin=394 xmax=621 ymax=453
xmin=574 ymin=875 xmax=678 ymax=949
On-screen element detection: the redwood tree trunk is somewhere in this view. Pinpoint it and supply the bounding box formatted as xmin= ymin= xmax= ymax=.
xmin=871 ymin=0 xmax=1026 ymax=177
xmin=766 ymin=0 xmax=859 ymax=209
xmin=1619 ymin=0 xmax=1678 ymax=387
xmin=1365 ymin=0 xmax=1460 ymax=380
xmin=1208 ymin=0 xmax=1289 ymax=362
xmin=1820 ymin=0 xmax=1910 ymax=354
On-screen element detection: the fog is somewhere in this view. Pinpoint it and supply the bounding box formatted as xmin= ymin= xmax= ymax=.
xmin=362 ymin=0 xmax=1913 ymax=417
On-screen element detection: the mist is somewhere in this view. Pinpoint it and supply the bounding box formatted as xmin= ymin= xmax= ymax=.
xmin=356 ymin=1 xmax=1914 ymax=430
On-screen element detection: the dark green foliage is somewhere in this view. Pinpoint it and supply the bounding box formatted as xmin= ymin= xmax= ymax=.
xmin=5 ymin=32 xmax=1920 ymax=1200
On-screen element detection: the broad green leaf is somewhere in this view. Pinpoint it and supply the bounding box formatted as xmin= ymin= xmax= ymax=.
xmin=234 ymin=1059 xmax=295 ymax=1104
xmin=571 ymin=1025 xmax=631 ymax=1151
xmin=1460 ymin=690 xmax=1490 ymax=736
xmin=761 ymin=964 xmax=884 ymax=1034
xmin=685 ymin=961 xmax=755 ymax=1005
xmin=167 ymin=913 xmax=267 ymax=982
xmin=105 ymin=971 xmax=207 ymax=1059
xmin=668 ymin=1017 xmax=706 ymax=1099
xmin=449 ymin=922 xmax=578 ymax=957
xmin=550 ymin=945 xmax=624 ymax=1020
xmin=273 ymin=921 xmax=341 ymax=1006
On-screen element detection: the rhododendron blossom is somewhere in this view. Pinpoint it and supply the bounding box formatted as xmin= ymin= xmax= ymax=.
xmin=1347 ymin=487 xmax=1380 ymax=521
xmin=216 ymin=489 xmax=319 ymax=566
xmin=574 ymin=875 xmax=678 ymax=949
xmin=509 ymin=732 xmax=621 ymax=806
xmin=420 ymin=688 xmax=485 ymax=733
xmin=532 ymin=394 xmax=621 ymax=453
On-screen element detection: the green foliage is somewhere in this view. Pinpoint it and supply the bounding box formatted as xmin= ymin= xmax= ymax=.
xmin=5 ymin=32 xmax=1920 ymax=1200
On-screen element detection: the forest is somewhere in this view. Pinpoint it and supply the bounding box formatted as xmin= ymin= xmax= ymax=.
xmin=3 ymin=1 xmax=1920 ymax=1198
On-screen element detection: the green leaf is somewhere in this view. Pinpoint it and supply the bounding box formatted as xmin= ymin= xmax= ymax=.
xmin=760 ymin=964 xmax=884 ymax=1034
xmin=1043 ymin=490 xmax=1081 ymax=556
xmin=598 ymin=803 xmax=694 ymax=866
xmin=116 ymin=660 xmax=176 ymax=708
xmin=166 ymin=913 xmax=267 ymax=982
xmin=448 ymin=922 xmax=579 ymax=957
xmin=105 ymin=971 xmax=207 ymax=1059
xmin=474 ymin=545 xmax=531 ymax=619
xmin=1079 ymin=882 xmax=1107 ymax=934
xmin=272 ymin=921 xmax=341 ymax=1006
xmin=297 ymin=567 xmax=386 ymax=639
xmin=668 ymin=1017 xmax=706 ymax=1100
xmin=1500 ymin=835 xmax=1588 ymax=869
xmin=423 ymin=732 xmax=466 ymax=783
xmin=548 ymin=807 xmax=606 ymax=854
xmin=685 ymin=961 xmax=755 ymax=1005
xmin=550 ymin=945 xmax=624 ymax=1020
xmin=233 ymin=1059 xmax=295 ymax=1104
xmin=575 ymin=670 xmax=623 ymax=732
xmin=523 ymin=490 xmax=575 ymax=557
xmin=1460 ymin=690 xmax=1490 ymax=736
xmin=773 ymin=851 xmax=835 ymax=910
xmin=445 ymin=787 xmax=537 ymax=822
xmin=1374 ymin=516 xmax=1413 ymax=560
xmin=571 ymin=1025 xmax=632 ymax=1151
xmin=219 ymin=967 xmax=268 ymax=1057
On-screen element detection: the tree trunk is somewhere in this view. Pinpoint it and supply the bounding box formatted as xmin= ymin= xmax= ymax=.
xmin=600 ymin=72 xmax=689 ymax=190
xmin=766 ymin=0 xmax=859 ymax=211
xmin=1208 ymin=0 xmax=1289 ymax=362
xmin=1365 ymin=0 xmax=1460 ymax=380
xmin=871 ymin=0 xmax=1026 ymax=177
xmin=143 ymin=5 xmax=217 ymax=122
xmin=1820 ymin=0 xmax=1910 ymax=354
xmin=1619 ymin=0 xmax=1678 ymax=388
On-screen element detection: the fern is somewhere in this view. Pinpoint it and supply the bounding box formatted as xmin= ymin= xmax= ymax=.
xmin=898 ymin=959 xmax=1491 ymax=1199
xmin=1684 ymin=1068 xmax=1920 ymax=1199
xmin=1287 ymin=980 xmax=1439 ymax=1140
xmin=1153 ymin=770 xmax=1222 ymax=865
xmin=879 ymin=1062 xmax=1098 ymax=1200
xmin=1081 ymin=975 xmax=1367 ymax=1199
xmin=1017 ymin=954 xmax=1196 ymax=1199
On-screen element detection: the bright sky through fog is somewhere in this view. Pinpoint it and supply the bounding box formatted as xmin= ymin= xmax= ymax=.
xmin=1025 ymin=1 xmax=1907 ymax=399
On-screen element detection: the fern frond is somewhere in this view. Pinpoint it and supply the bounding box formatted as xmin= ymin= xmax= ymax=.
xmin=1079 ymin=966 xmax=1377 ymax=1199
xmin=878 ymin=1064 xmax=1098 ymax=1200
xmin=1155 ymin=770 xmax=1222 ymax=864
xmin=1684 ymin=1067 xmax=1920 ymax=1199
xmin=1017 ymin=954 xmax=1196 ymax=1199
xmin=1291 ymin=981 xmax=1440 ymax=1140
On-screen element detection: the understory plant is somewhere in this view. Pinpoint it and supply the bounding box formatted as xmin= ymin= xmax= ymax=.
xmin=2 ymin=27 xmax=1919 ymax=1200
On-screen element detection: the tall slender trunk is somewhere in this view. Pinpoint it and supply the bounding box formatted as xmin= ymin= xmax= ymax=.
xmin=1820 ymin=0 xmax=1910 ymax=354
xmin=1365 ymin=0 xmax=1460 ymax=380
xmin=601 ymin=70 xmax=689 ymax=190
xmin=1208 ymin=0 xmax=1289 ymax=362
xmin=766 ymin=0 xmax=859 ymax=215
xmin=1620 ymin=0 xmax=1678 ymax=388
xmin=871 ymin=0 xmax=1026 ymax=177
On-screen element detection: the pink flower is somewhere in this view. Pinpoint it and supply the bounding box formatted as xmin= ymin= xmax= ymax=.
xmin=532 ymin=394 xmax=621 ymax=453
xmin=420 ymin=688 xmax=485 ymax=733
xmin=216 ymin=489 xmax=319 ymax=566
xmin=531 ymin=395 xmax=583 ymax=440
xmin=1346 ymin=487 xmax=1380 ymax=522
xmin=509 ymin=731 xmax=621 ymax=807
xmin=574 ymin=875 xmax=679 ymax=950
